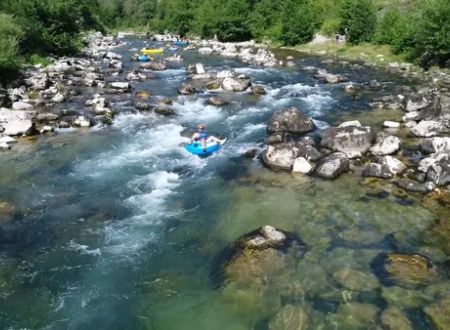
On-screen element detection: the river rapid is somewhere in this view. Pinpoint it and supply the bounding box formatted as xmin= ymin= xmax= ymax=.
xmin=0 ymin=38 xmax=448 ymax=329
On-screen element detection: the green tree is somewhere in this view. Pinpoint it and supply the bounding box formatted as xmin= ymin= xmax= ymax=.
xmin=374 ymin=7 xmax=415 ymax=54
xmin=249 ymin=0 xmax=282 ymax=40
xmin=340 ymin=0 xmax=376 ymax=44
xmin=415 ymin=0 xmax=450 ymax=66
xmin=277 ymin=0 xmax=317 ymax=46
xmin=194 ymin=0 xmax=251 ymax=41
xmin=0 ymin=12 xmax=23 ymax=82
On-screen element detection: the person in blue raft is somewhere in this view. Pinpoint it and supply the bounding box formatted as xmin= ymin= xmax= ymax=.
xmin=185 ymin=124 xmax=227 ymax=156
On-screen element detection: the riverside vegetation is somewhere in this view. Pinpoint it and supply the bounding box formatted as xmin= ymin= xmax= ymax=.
xmin=0 ymin=0 xmax=449 ymax=81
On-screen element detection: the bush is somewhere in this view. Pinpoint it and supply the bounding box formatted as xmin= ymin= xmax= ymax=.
xmin=374 ymin=7 xmax=416 ymax=54
xmin=415 ymin=0 xmax=450 ymax=67
xmin=0 ymin=13 xmax=23 ymax=82
xmin=277 ymin=0 xmax=316 ymax=46
xmin=249 ymin=0 xmax=282 ymax=41
xmin=340 ymin=0 xmax=376 ymax=44
xmin=320 ymin=17 xmax=342 ymax=36
xmin=194 ymin=0 xmax=251 ymax=42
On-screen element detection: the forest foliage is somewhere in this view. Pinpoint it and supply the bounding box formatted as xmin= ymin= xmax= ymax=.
xmin=0 ymin=0 xmax=449 ymax=80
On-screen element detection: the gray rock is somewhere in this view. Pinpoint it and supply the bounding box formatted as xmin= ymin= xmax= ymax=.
xmin=205 ymin=80 xmax=221 ymax=90
xmin=267 ymin=107 xmax=315 ymax=135
xmin=363 ymin=163 xmax=394 ymax=179
xmin=292 ymin=157 xmax=314 ymax=174
xmin=36 ymin=113 xmax=59 ymax=123
xmin=321 ymin=124 xmax=373 ymax=158
xmin=25 ymin=73 xmax=50 ymax=91
xmin=216 ymin=69 xmax=234 ymax=79
xmin=109 ymin=82 xmax=131 ymax=91
xmin=261 ymin=142 xmax=321 ymax=171
xmin=221 ymin=77 xmax=251 ymax=92
xmin=370 ymin=132 xmax=401 ymax=155
xmin=244 ymin=225 xmax=287 ymax=249
xmin=207 ymin=96 xmax=227 ymax=106
xmin=251 ymin=85 xmax=267 ymax=95
xmin=154 ymin=105 xmax=175 ymax=116
xmin=316 ymin=152 xmax=350 ymax=179
xmin=146 ymin=62 xmax=167 ymax=71
xmin=314 ymin=69 xmax=348 ymax=84
xmin=12 ymin=101 xmax=33 ymax=111
xmin=379 ymin=156 xmax=407 ymax=175
xmin=58 ymin=121 xmax=70 ymax=129
xmin=411 ymin=120 xmax=444 ymax=137
xmin=0 ymin=108 xmax=34 ymax=136
xmin=426 ymin=154 xmax=450 ymax=186
xmin=395 ymin=179 xmax=436 ymax=193
xmin=134 ymin=102 xmax=153 ymax=111
xmin=406 ymin=95 xmax=429 ymax=112
xmin=383 ymin=121 xmax=401 ymax=128
xmin=422 ymin=137 xmax=450 ymax=154
xmin=177 ymin=83 xmax=196 ymax=95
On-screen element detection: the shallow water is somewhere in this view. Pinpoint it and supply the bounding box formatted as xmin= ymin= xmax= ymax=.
xmin=0 ymin=39 xmax=448 ymax=329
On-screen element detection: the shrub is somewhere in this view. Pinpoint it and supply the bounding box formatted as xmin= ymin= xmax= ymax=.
xmin=374 ymin=7 xmax=416 ymax=54
xmin=0 ymin=13 xmax=23 ymax=82
xmin=340 ymin=0 xmax=376 ymax=44
xmin=277 ymin=0 xmax=316 ymax=46
xmin=415 ymin=0 xmax=450 ymax=67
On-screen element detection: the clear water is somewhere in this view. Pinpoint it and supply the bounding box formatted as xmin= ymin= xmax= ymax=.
xmin=0 ymin=39 xmax=448 ymax=329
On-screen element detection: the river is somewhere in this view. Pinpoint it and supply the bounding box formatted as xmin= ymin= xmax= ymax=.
xmin=0 ymin=38 xmax=448 ymax=329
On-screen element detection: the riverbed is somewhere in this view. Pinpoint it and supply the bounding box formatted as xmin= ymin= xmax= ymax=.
xmin=0 ymin=38 xmax=448 ymax=329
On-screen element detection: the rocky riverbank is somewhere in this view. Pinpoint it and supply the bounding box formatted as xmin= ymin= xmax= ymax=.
xmin=1 ymin=32 xmax=449 ymax=202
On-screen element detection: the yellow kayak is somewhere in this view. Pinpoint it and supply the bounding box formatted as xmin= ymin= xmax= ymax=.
xmin=141 ymin=48 xmax=164 ymax=55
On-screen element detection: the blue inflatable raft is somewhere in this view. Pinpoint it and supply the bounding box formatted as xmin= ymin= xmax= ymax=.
xmin=185 ymin=140 xmax=224 ymax=157
xmin=137 ymin=55 xmax=150 ymax=62
xmin=175 ymin=41 xmax=189 ymax=47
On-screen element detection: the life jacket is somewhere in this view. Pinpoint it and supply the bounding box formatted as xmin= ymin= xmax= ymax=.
xmin=195 ymin=130 xmax=208 ymax=141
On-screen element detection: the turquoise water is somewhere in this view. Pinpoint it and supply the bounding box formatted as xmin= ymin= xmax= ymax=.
xmin=0 ymin=39 xmax=448 ymax=329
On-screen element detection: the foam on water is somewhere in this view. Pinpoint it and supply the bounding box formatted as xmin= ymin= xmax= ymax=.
xmin=172 ymin=97 xmax=224 ymax=123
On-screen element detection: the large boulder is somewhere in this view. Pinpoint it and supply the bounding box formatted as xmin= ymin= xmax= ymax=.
xmin=363 ymin=163 xmax=394 ymax=179
xmin=379 ymin=156 xmax=407 ymax=175
xmin=424 ymin=297 xmax=450 ymax=330
xmin=405 ymin=94 xmax=429 ymax=112
xmin=177 ymin=83 xmax=196 ymax=95
xmin=370 ymin=132 xmax=401 ymax=155
xmin=0 ymin=108 xmax=34 ymax=136
xmin=321 ymin=122 xmax=373 ymax=158
xmin=372 ymin=253 xmax=443 ymax=288
xmin=267 ymin=107 xmax=315 ymax=135
xmin=221 ymin=77 xmax=251 ymax=92
xmin=314 ymin=69 xmax=348 ymax=84
xmin=411 ymin=120 xmax=444 ymax=137
xmin=269 ymin=305 xmax=309 ymax=330
xmin=316 ymin=152 xmax=349 ymax=179
xmin=422 ymin=137 xmax=450 ymax=154
xmin=261 ymin=142 xmax=321 ymax=171
xmin=426 ymin=154 xmax=450 ymax=186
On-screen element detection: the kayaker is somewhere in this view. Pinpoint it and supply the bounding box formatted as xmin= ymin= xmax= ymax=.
xmin=191 ymin=124 xmax=223 ymax=151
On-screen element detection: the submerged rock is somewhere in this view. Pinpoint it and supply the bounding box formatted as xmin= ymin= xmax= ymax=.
xmin=154 ymin=105 xmax=175 ymax=116
xmin=332 ymin=268 xmax=380 ymax=292
xmin=423 ymin=297 xmax=450 ymax=330
xmin=372 ymin=253 xmax=443 ymax=288
xmin=321 ymin=123 xmax=373 ymax=158
xmin=395 ymin=179 xmax=436 ymax=193
xmin=381 ymin=305 xmax=413 ymax=330
xmin=327 ymin=302 xmax=379 ymax=329
xmin=316 ymin=152 xmax=349 ymax=179
xmin=314 ymin=69 xmax=348 ymax=84
xmin=267 ymin=107 xmax=315 ymax=135
xmin=269 ymin=305 xmax=309 ymax=330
